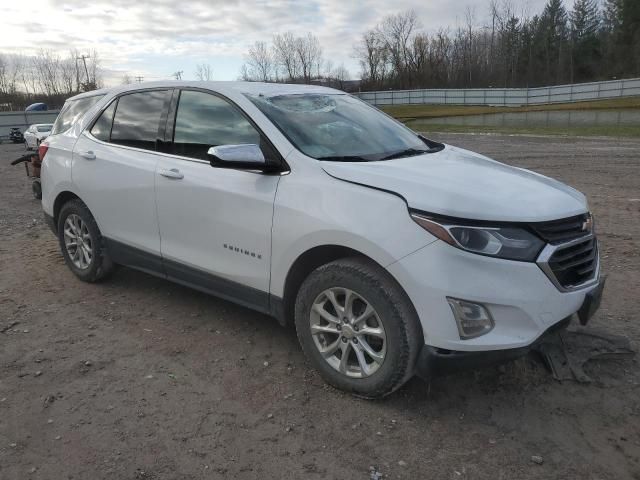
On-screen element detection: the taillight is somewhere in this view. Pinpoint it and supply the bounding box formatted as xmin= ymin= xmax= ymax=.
xmin=38 ymin=143 xmax=49 ymax=162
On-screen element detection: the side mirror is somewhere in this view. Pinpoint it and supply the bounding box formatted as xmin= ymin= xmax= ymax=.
xmin=207 ymin=144 xmax=268 ymax=170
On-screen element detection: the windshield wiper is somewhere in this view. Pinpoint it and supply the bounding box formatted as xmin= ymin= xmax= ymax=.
xmin=380 ymin=148 xmax=430 ymax=161
xmin=317 ymin=155 xmax=370 ymax=162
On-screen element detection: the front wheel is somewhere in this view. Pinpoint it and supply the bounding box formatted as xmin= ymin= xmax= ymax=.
xmin=295 ymin=257 xmax=422 ymax=398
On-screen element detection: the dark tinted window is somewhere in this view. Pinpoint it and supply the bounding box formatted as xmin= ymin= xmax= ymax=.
xmin=90 ymin=101 xmax=116 ymax=142
xmin=51 ymin=95 xmax=104 ymax=135
xmin=111 ymin=90 xmax=168 ymax=151
xmin=173 ymin=90 xmax=261 ymax=160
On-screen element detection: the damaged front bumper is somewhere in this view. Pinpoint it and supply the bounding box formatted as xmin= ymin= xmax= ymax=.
xmin=415 ymin=273 xmax=605 ymax=379
xmin=415 ymin=316 xmax=573 ymax=379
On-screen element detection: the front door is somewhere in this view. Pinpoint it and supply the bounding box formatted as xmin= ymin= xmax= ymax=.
xmin=154 ymin=89 xmax=281 ymax=311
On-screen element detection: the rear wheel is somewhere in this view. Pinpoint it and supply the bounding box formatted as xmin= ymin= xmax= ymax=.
xmin=295 ymin=257 xmax=422 ymax=398
xmin=57 ymin=199 xmax=114 ymax=282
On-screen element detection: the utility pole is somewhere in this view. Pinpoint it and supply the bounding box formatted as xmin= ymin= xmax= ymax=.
xmin=172 ymin=71 xmax=183 ymax=80
xmin=75 ymin=58 xmax=80 ymax=92
xmin=135 ymin=76 xmax=144 ymax=83
xmin=76 ymin=54 xmax=91 ymax=84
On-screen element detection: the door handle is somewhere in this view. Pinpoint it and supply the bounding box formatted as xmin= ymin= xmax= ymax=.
xmin=79 ymin=150 xmax=96 ymax=160
xmin=159 ymin=168 xmax=184 ymax=179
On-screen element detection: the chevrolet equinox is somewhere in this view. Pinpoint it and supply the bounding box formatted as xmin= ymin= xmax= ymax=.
xmin=40 ymin=82 xmax=604 ymax=398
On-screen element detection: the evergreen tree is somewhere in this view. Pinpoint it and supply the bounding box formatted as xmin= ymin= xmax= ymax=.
xmin=536 ymin=0 xmax=570 ymax=84
xmin=571 ymin=0 xmax=601 ymax=81
xmin=620 ymin=0 xmax=640 ymax=74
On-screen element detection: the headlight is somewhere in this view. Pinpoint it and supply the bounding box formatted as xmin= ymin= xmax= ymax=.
xmin=410 ymin=212 xmax=544 ymax=261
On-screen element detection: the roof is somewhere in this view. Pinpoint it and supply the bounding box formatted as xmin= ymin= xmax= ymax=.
xmin=67 ymin=81 xmax=343 ymax=103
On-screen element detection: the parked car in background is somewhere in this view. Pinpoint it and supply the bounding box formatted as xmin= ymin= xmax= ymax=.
xmin=9 ymin=127 xmax=24 ymax=143
xmin=39 ymin=82 xmax=604 ymax=398
xmin=24 ymin=124 xmax=53 ymax=150
xmin=25 ymin=102 xmax=48 ymax=111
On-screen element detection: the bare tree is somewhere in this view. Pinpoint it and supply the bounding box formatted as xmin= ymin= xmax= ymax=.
xmin=378 ymin=10 xmax=421 ymax=88
xmin=60 ymin=56 xmax=76 ymax=94
xmin=239 ymin=64 xmax=250 ymax=81
xmin=354 ymin=30 xmax=389 ymax=87
xmin=245 ymin=41 xmax=274 ymax=81
xmin=195 ymin=63 xmax=213 ymax=81
xmin=0 ymin=55 xmax=9 ymax=96
xmin=272 ymin=32 xmax=301 ymax=81
xmin=295 ymin=33 xmax=323 ymax=83
xmin=85 ymin=49 xmax=103 ymax=89
xmin=332 ymin=63 xmax=351 ymax=90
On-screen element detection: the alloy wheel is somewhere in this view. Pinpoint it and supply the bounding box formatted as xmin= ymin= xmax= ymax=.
xmin=309 ymin=287 xmax=387 ymax=378
xmin=63 ymin=214 xmax=93 ymax=269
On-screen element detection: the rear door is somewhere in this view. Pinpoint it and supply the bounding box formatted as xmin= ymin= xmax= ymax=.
xmin=154 ymin=89 xmax=282 ymax=311
xmin=72 ymin=89 xmax=171 ymax=271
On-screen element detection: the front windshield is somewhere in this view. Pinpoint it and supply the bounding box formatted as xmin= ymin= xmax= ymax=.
xmin=37 ymin=125 xmax=52 ymax=132
xmin=247 ymin=93 xmax=428 ymax=161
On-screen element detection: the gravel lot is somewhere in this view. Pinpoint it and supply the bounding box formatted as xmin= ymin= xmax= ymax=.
xmin=1 ymin=134 xmax=639 ymax=480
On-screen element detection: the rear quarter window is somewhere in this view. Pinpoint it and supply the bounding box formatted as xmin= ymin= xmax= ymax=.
xmin=90 ymin=101 xmax=117 ymax=142
xmin=51 ymin=94 xmax=105 ymax=135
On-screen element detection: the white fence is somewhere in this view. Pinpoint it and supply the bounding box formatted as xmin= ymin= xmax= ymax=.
xmin=357 ymin=78 xmax=640 ymax=106
xmin=0 ymin=110 xmax=60 ymax=141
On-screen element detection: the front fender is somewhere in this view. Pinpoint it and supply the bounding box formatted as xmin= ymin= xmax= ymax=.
xmin=269 ymin=163 xmax=437 ymax=298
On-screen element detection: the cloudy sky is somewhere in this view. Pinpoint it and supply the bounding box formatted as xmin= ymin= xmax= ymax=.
xmin=2 ymin=0 xmax=550 ymax=84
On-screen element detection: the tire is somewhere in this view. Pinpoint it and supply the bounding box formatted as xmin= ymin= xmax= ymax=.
xmin=57 ymin=199 xmax=114 ymax=282
xmin=295 ymin=257 xmax=422 ymax=399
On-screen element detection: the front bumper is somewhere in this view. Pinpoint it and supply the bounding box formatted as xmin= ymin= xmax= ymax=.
xmin=415 ymin=316 xmax=572 ymax=378
xmin=387 ymin=239 xmax=602 ymax=352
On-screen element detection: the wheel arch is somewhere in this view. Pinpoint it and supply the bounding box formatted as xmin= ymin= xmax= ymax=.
xmin=52 ymin=190 xmax=82 ymax=232
xmin=277 ymin=244 xmax=420 ymax=333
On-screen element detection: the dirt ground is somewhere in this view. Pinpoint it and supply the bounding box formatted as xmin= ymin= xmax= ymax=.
xmin=1 ymin=134 xmax=639 ymax=480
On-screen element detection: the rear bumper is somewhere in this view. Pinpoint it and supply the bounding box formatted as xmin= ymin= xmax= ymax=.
xmin=415 ymin=316 xmax=572 ymax=378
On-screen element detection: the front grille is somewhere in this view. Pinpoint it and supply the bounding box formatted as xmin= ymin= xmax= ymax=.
xmin=530 ymin=213 xmax=590 ymax=244
xmin=547 ymin=236 xmax=598 ymax=289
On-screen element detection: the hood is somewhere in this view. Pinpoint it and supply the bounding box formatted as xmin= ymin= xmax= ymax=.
xmin=321 ymin=145 xmax=587 ymax=222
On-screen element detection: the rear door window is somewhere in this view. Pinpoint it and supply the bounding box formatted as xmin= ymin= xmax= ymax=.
xmin=110 ymin=90 xmax=168 ymax=151
xmin=51 ymin=95 xmax=104 ymax=135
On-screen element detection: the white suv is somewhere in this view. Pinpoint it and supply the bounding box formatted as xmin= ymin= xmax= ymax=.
xmin=40 ymin=82 xmax=604 ymax=398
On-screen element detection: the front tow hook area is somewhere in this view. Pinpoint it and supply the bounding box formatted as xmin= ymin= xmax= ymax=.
xmin=533 ymin=326 xmax=633 ymax=382
xmin=416 ymin=317 xmax=635 ymax=382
